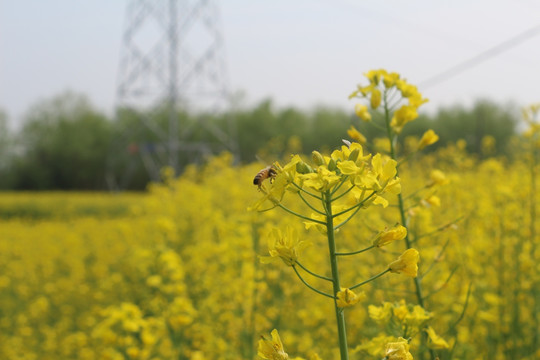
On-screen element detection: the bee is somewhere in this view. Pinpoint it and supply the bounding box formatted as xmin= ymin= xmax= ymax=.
xmin=253 ymin=166 xmax=277 ymax=189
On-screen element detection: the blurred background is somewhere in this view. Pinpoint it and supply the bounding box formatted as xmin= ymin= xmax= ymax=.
xmin=1 ymin=0 xmax=539 ymax=190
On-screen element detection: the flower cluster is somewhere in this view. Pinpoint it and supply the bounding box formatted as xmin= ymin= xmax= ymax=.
xmin=252 ymin=142 xmax=402 ymax=213
xmin=350 ymin=69 xmax=429 ymax=133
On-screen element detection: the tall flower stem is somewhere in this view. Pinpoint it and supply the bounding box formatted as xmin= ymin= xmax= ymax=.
xmin=383 ymin=91 xmax=434 ymax=360
xmin=383 ymin=91 xmax=425 ymax=308
xmin=529 ymin=135 xmax=539 ymax=353
xmin=324 ymin=190 xmax=349 ymax=360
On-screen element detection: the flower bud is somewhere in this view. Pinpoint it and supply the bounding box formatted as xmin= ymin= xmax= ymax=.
xmin=347 ymin=126 xmax=366 ymax=145
xmin=418 ymin=129 xmax=439 ymax=150
xmin=296 ymin=161 xmax=314 ymax=174
xmin=311 ymin=151 xmax=325 ymax=166
xmin=428 ymin=170 xmax=449 ymax=186
xmin=373 ymin=224 xmax=407 ymax=247
xmin=371 ymin=89 xmax=382 ymax=109
xmin=354 ymin=104 xmax=372 ymax=122
xmin=348 ymin=148 xmax=360 ymax=162
xmin=327 ymin=158 xmax=338 ymax=172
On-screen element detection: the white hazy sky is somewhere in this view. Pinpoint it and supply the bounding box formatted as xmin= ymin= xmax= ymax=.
xmin=1 ymin=0 xmax=540 ymax=128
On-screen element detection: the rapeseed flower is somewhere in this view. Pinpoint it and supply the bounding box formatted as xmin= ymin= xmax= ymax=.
xmin=428 ymin=170 xmax=449 ymax=187
xmin=299 ymin=166 xmax=341 ymax=192
xmin=258 ymin=329 xmax=289 ymax=360
xmin=384 ymin=337 xmax=413 ymax=360
xmin=390 ymin=105 xmax=418 ymax=133
xmin=371 ymin=88 xmax=382 ymax=109
xmin=389 ymin=249 xmax=419 ymax=277
xmin=425 ymin=326 xmax=450 ymax=349
xmin=368 ymin=302 xmax=393 ymax=325
xmin=261 ymin=227 xmax=310 ymax=266
xmin=418 ymin=129 xmax=439 ymax=150
xmin=373 ymin=224 xmax=407 ymax=247
xmin=335 ymin=288 xmax=365 ymax=308
xmin=353 ymin=334 xmax=397 ymax=357
xmin=355 ymin=103 xmax=372 ymax=122
xmin=347 ymin=125 xmax=367 ymax=144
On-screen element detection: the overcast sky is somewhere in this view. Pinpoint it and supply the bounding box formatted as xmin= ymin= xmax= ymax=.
xmin=1 ymin=0 xmax=540 ymax=129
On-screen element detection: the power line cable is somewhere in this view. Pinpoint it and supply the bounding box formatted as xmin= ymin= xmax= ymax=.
xmin=419 ymin=23 xmax=540 ymax=89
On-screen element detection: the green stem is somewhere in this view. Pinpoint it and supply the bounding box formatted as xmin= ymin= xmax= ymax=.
xmin=292 ymin=265 xmax=334 ymax=299
xmin=415 ymin=216 xmax=465 ymax=241
xmin=332 ymin=191 xmax=376 ymax=218
xmin=324 ymin=190 xmax=349 ymax=360
xmin=530 ymin=138 xmax=539 ymax=352
xmin=336 ymin=245 xmax=375 ymax=256
xmin=383 ymin=91 xmax=425 ymax=308
xmin=449 ymin=282 xmax=472 ymax=329
xmin=276 ymin=203 xmax=326 ymax=225
xmin=402 ymin=184 xmax=429 ymax=201
xmin=298 ymin=191 xmax=326 ymax=215
xmin=423 ymin=266 xmax=458 ymax=300
xmin=332 ymin=184 xmax=355 ymax=201
xmin=350 ymin=268 xmax=390 ymax=290
xmin=334 ymin=205 xmax=363 ymax=231
xmin=383 ymin=90 xmax=434 ymax=360
xmin=331 ymin=176 xmax=350 ymax=196
xmin=292 ymin=181 xmax=323 ymax=200
xmin=420 ymin=239 xmax=451 ymax=278
xmin=296 ymin=260 xmax=333 ymax=282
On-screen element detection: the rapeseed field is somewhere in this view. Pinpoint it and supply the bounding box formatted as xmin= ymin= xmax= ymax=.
xmin=1 ymin=71 xmax=538 ymax=360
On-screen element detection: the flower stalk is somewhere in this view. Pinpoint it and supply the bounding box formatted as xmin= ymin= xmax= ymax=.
xmin=324 ymin=190 xmax=349 ymax=360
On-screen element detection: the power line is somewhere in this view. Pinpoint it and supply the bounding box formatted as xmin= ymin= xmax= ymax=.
xmin=419 ymin=23 xmax=540 ymax=89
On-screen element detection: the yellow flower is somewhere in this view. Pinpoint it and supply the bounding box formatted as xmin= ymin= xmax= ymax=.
xmin=405 ymin=305 xmax=432 ymax=328
xmin=428 ymin=170 xmax=449 ymax=186
xmin=392 ymin=300 xmax=409 ymax=322
xmin=365 ymin=69 xmax=384 ymax=85
xmin=425 ymin=326 xmax=450 ymax=349
xmin=370 ymin=154 xmax=399 ymax=192
xmin=354 ymin=334 xmax=397 ymax=357
xmin=389 ymin=249 xmax=419 ymax=277
xmin=303 ymin=212 xmax=327 ymax=234
xmin=330 ymin=143 xmax=355 ymax=162
xmin=384 ymin=337 xmax=413 ymax=360
xmin=418 ymin=129 xmax=439 ymax=150
xmin=337 ymin=160 xmax=361 ymax=176
xmin=336 ymin=288 xmax=365 ymax=308
xmin=373 ymin=224 xmax=407 ymax=247
xmin=382 ymin=71 xmax=400 ymax=88
xmin=390 ymin=105 xmax=418 ymax=133
xmin=408 ymin=92 xmax=429 ymax=108
xmin=373 ymin=137 xmax=391 ymax=154
xmin=258 ymin=329 xmax=289 ymax=360
xmin=347 ymin=125 xmax=367 ymax=144
xmin=368 ymin=302 xmax=393 ymax=325
xmin=261 ymin=227 xmax=310 ymax=266
xmin=371 ymin=89 xmax=382 ymax=109
xmin=355 ymin=103 xmax=372 ymax=122
xmin=300 ymin=166 xmax=341 ymax=192
xmin=422 ymin=195 xmax=440 ymax=207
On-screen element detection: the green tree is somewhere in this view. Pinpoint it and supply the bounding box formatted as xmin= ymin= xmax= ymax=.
xmin=0 ymin=110 xmax=17 ymax=189
xmin=13 ymin=92 xmax=113 ymax=189
xmin=429 ymin=99 xmax=518 ymax=156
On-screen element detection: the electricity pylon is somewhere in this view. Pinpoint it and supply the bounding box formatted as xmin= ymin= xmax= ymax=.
xmin=107 ymin=0 xmax=236 ymax=189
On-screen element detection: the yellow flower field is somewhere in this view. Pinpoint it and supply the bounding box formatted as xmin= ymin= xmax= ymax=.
xmin=1 ymin=73 xmax=539 ymax=359
xmin=0 ymin=148 xmax=538 ymax=360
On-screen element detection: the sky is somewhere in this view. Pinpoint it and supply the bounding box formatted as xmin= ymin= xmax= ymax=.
xmin=1 ymin=0 xmax=540 ymax=129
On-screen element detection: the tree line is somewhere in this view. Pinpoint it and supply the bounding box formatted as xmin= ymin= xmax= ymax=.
xmin=0 ymin=92 xmax=519 ymax=190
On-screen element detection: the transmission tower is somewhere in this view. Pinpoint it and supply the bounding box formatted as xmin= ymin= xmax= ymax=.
xmin=107 ymin=0 xmax=236 ymax=189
